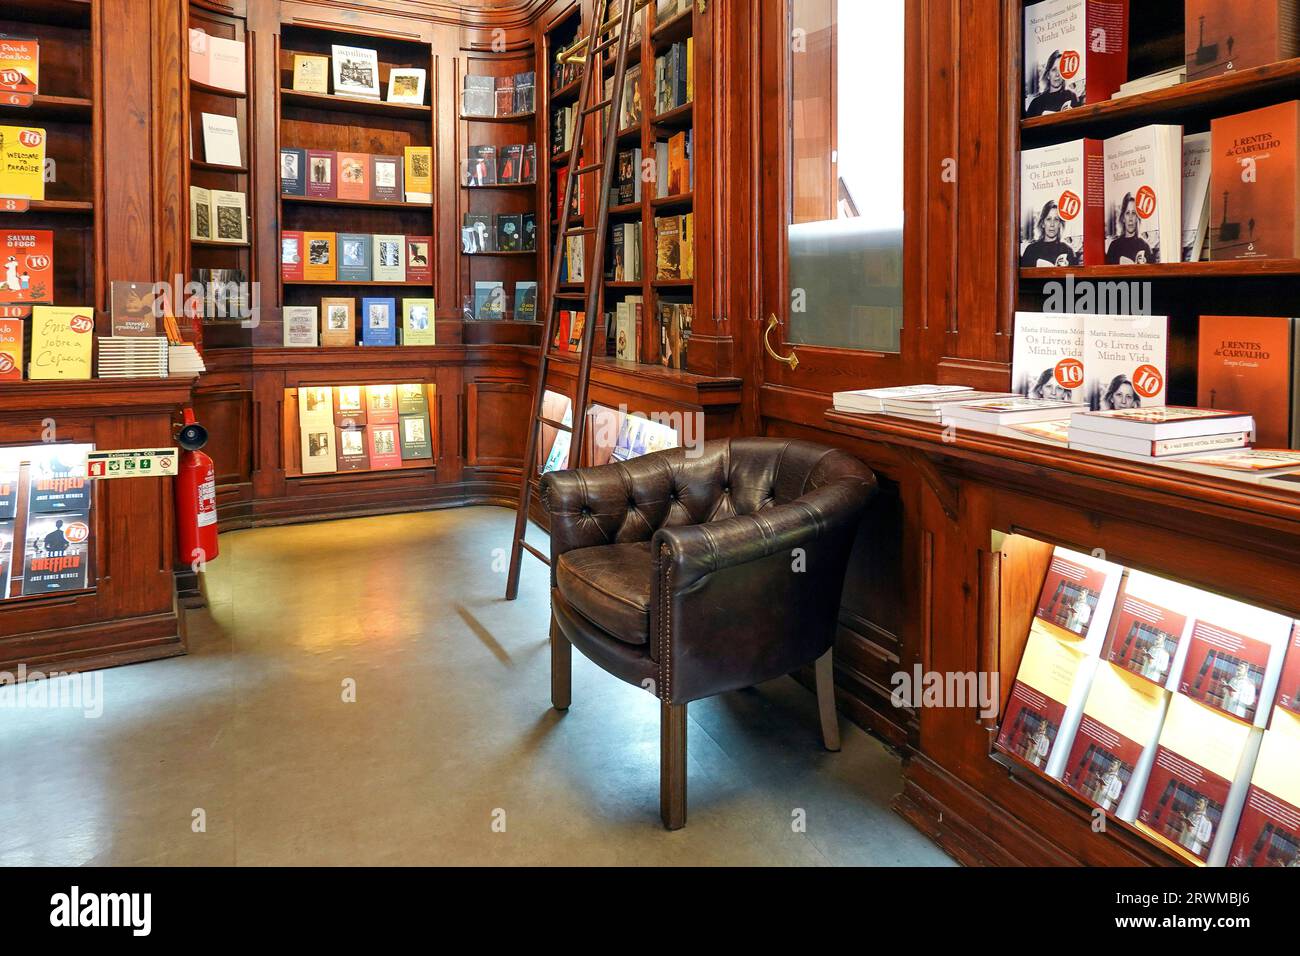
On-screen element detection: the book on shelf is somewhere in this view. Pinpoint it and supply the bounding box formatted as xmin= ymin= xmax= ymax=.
xmin=405 ymin=236 xmax=432 ymax=284
xmin=494 ymin=75 xmax=515 ymax=116
xmin=1185 ymin=0 xmax=1300 ymax=82
xmin=474 ymin=281 xmax=506 ymax=321
xmin=1114 ymin=65 xmax=1186 ymax=99
xmin=1197 ymin=315 xmax=1296 ymax=448
xmin=1022 ymin=0 xmax=1129 ymax=117
xmin=1177 ymin=595 xmax=1293 ymax=727
xmin=514 ymin=72 xmax=535 ymax=115
xmin=1181 ymin=131 xmax=1212 ymax=263
xmin=336 ymin=233 xmax=372 ymax=283
xmin=370 ymin=155 xmax=403 ymax=203
xmin=168 ymin=343 xmax=205 ymax=376
xmin=465 ymin=146 xmax=498 ymax=186
xmin=367 ymin=423 xmax=402 ymax=470
xmin=1165 ymin=449 xmax=1300 ymax=483
xmin=0 ymin=518 xmax=11 ymax=597
xmin=514 ymin=282 xmax=538 ymax=321
xmin=0 ymin=229 xmax=53 ymax=305
xmin=0 ymin=125 xmax=45 ymax=201
xmin=200 ymin=112 xmax=242 ymax=167
xmin=522 ymin=213 xmax=537 ymax=252
xmin=280 ymin=147 xmax=306 ymax=196
xmin=211 ymin=190 xmax=247 ymax=244
xmin=552 ymin=104 xmax=578 ymax=155
xmin=292 ymin=54 xmax=329 ymax=94
xmin=331 ymin=45 xmax=381 ymax=100
xmin=96 ymin=336 xmax=169 ymax=379
xmin=281 ymin=230 xmax=304 ymax=282
xmin=1083 ymin=312 xmax=1168 ymax=410
xmin=298 ymin=385 xmax=334 ymax=424
xmin=833 ymin=384 xmax=975 ymax=414
xmin=366 ymin=385 xmax=399 ymax=424
xmin=553 ymin=311 xmax=571 ymax=352
xmin=403 ymin=147 xmax=433 ymax=203
xmin=621 ymin=65 xmax=643 ymax=130
xmin=372 ymin=235 xmax=406 ymax=283
xmin=399 ymin=411 xmax=433 ymax=461
xmin=304 ymin=232 xmax=336 ymax=282
xmin=335 ymin=426 xmax=369 ymax=472
xmin=498 ymin=145 xmax=524 ymax=185
xmin=1275 ymin=622 xmax=1300 ymax=719
xmin=189 ymin=186 xmax=212 ymax=240
xmin=360 ymin=297 xmax=396 ymax=347
xmin=1019 ymin=140 xmax=1104 ymax=267
xmin=282 ymin=306 xmax=318 ymax=347
xmin=522 ymin=145 xmax=537 ymax=185
xmin=462 ymin=75 xmax=495 ymax=117
xmin=334 ymin=386 xmax=366 ymax=428
xmin=616 ymin=148 xmax=642 ymax=205
xmin=655 ymin=215 xmax=682 ymax=279
xmin=1101 ymin=570 xmax=1197 ymax=690
xmin=496 ymin=214 xmax=523 ymax=252
xmin=300 ymin=421 xmax=337 ymax=474
xmin=28 ymin=306 xmax=93 ymax=381
xmin=1210 ymin=101 xmax=1300 ymax=261
xmin=940 ymin=397 xmax=1086 ymax=430
xmin=0 ymin=318 xmax=22 ymax=380
xmin=1104 ymin=125 xmax=1182 ymax=265
xmin=401 ymin=299 xmax=436 ymax=345
xmin=1007 ymin=419 xmax=1071 ymax=446
xmin=0 ymin=35 xmax=39 ymax=97
xmin=306 ymin=149 xmax=335 ymax=199
xmin=386 ymin=68 xmax=426 ymax=106
xmin=1070 ymin=406 xmax=1254 ymax=442
xmin=21 ymin=509 xmax=91 ymax=595
xmin=109 ymin=281 xmax=158 ymax=337
xmin=568 ymin=310 xmax=587 ymax=353
xmin=879 ymin=390 xmax=1017 ymax=422
xmin=1061 ymin=661 xmax=1169 ymax=818
xmin=462 ymin=214 xmax=493 ymax=253
xmin=565 ymin=235 xmax=586 ymax=283
xmin=997 ymin=628 xmax=1098 ymax=778
xmin=0 ymin=452 xmax=16 ymax=519
xmin=666 ymin=131 xmax=691 ymax=195
xmin=336 ymin=152 xmax=370 ymax=202
xmin=190 ymin=33 xmax=245 ymax=94
xmin=1012 ymin=312 xmax=1085 ymax=403
xmin=657 ymin=299 xmax=692 ymax=370
xmin=1069 ymin=430 xmax=1252 ymax=460
xmin=319 ymin=297 xmax=355 ymax=347
xmin=396 ymin=383 xmax=427 ymax=417
xmin=27 ymin=446 xmax=91 ymax=514
xmin=1034 ymin=546 xmax=1125 ymax=649
xmin=614 ymin=297 xmax=643 ymax=361
xmin=654 ymin=41 xmax=690 ymax=114
xmin=191 ymin=268 xmax=248 ymax=322
xmin=1227 ymin=707 xmax=1300 ymax=866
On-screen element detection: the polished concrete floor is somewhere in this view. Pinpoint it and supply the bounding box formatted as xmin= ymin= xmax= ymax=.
xmin=0 ymin=507 xmax=953 ymax=866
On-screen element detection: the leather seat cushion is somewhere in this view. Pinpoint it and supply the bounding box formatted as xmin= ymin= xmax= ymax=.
xmin=556 ymin=541 xmax=652 ymax=645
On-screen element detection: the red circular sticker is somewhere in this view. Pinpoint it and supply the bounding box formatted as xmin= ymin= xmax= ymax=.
xmin=0 ymin=69 xmax=22 ymax=88
xmin=1134 ymin=185 xmax=1157 ymax=219
xmin=1058 ymin=51 xmax=1081 ymax=79
xmin=0 ymin=354 xmax=13 ymax=373
xmin=1055 ymin=357 xmax=1084 ymax=389
xmin=1133 ymin=364 xmax=1164 ymax=398
xmin=18 ymin=128 xmax=43 ymax=148
xmin=69 ymin=313 xmax=93 ymax=334
xmin=26 ymin=254 xmax=50 ymax=270
xmin=63 ymin=522 xmax=90 ymax=544
xmin=1057 ymin=190 xmax=1082 ymax=221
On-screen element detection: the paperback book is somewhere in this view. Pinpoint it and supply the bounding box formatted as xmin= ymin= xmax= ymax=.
xmin=1104 ymin=125 xmax=1182 ymax=265
xmin=1022 ymin=0 xmax=1129 ymax=116
xmin=1019 ymin=140 xmax=1105 ymax=267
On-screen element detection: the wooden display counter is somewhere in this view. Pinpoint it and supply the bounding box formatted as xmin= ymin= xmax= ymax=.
xmin=824 ymin=409 xmax=1300 ymax=867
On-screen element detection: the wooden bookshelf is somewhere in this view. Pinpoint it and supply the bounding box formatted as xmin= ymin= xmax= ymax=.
xmin=278 ymin=88 xmax=431 ymax=119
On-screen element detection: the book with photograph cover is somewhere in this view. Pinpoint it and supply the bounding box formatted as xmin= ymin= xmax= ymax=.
xmin=1032 ymin=545 xmax=1125 ymax=648
xmin=1228 ymin=707 xmax=1300 ymax=866
xmin=370 ymin=155 xmax=403 ymax=203
xmin=1104 ymin=125 xmax=1183 ymax=265
xmin=302 ymin=232 xmax=336 ymax=282
xmin=1020 ymin=140 xmax=1104 ymax=267
xmin=1023 ymin=0 xmax=1129 ymax=117
xmin=300 ymin=422 xmax=337 ymax=475
xmin=1178 ymin=597 xmax=1293 ymax=727
xmin=997 ymin=628 xmax=1097 ymax=777
xmin=333 ymin=385 xmax=366 ymax=428
xmin=1210 ymin=101 xmax=1300 ymax=261
xmin=306 ymin=150 xmax=335 ymax=199
xmin=371 ymin=235 xmax=406 ymax=283
xmin=1185 ymin=0 xmax=1300 ymax=81
xmin=336 ymin=233 xmax=372 ymax=283
xmin=656 ymin=215 xmax=682 ymax=279
xmin=405 ymin=236 xmax=432 ymax=283
xmin=110 ymin=281 xmax=158 ymax=337
xmin=282 ymin=306 xmax=317 ymax=347
xmin=298 ymin=386 xmax=334 ymax=424
xmin=336 ymin=426 xmax=370 ymax=472
xmin=336 ymin=152 xmax=370 ymax=202
xmin=360 ymin=297 xmax=397 ymax=347
xmin=368 ymin=423 xmax=402 ymax=470
xmin=319 ymin=297 xmax=355 ymax=348
xmin=401 ymin=299 xmax=436 ymax=346
xmin=21 ymin=512 xmax=91 ymax=595
xmin=1274 ymin=622 xmax=1300 ymax=720
xmin=281 ymin=230 xmax=305 ymax=282
xmin=1197 ymin=315 xmax=1295 ymax=448
xmin=1083 ymin=313 xmax=1169 ymax=411
xmin=398 ymin=412 xmax=433 ymax=460
xmin=0 ymin=229 xmax=54 ymax=306
xmin=462 ymin=75 xmax=495 ymax=117
xmin=27 ymin=446 xmax=91 ymax=513
xmin=331 ymin=45 xmax=381 ymax=100
xmin=386 ymin=68 xmax=426 ymax=105
xmin=1012 ymin=311 xmax=1086 ymax=402
xmin=280 ymin=147 xmax=306 ymax=196
xmin=1101 ymin=570 xmax=1195 ymax=690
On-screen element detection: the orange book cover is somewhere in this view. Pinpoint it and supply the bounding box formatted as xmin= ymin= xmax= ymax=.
xmin=302 ymin=232 xmax=336 ymax=282
xmin=0 ymin=229 xmax=53 ymax=305
xmin=336 ymin=152 xmax=369 ymax=202
xmin=0 ymin=35 xmax=39 ymax=97
xmin=1198 ymin=315 xmax=1295 ymax=448
xmin=0 ymin=316 xmax=22 ymax=379
xmin=1210 ymin=101 xmax=1300 ymax=261
xmin=1185 ymin=0 xmax=1300 ymax=81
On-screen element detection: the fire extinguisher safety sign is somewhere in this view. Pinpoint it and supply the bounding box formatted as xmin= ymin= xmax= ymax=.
xmin=87 ymin=448 xmax=180 ymax=479
xmin=197 ymin=476 xmax=217 ymax=527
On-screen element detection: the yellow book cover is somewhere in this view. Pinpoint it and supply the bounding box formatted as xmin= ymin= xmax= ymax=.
xmin=0 ymin=125 xmax=46 ymax=201
xmin=401 ymin=298 xmax=436 ymax=346
xmin=29 ymin=305 xmax=93 ymax=380
xmin=403 ymin=146 xmax=433 ymax=197
xmin=686 ymin=37 xmax=693 ymax=103
xmin=681 ymin=212 xmax=694 ymax=279
xmin=1229 ymin=709 xmax=1300 ymax=865
xmin=292 ymin=54 xmax=329 ymax=94
xmin=996 ymin=629 xmax=1091 ymax=773
xmin=302 ymin=232 xmax=336 ymax=282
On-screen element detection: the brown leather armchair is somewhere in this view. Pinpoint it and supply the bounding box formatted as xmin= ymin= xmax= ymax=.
xmin=540 ymin=437 xmax=877 ymax=829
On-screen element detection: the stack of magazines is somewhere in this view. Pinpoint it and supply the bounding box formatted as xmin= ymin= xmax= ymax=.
xmin=97 ymin=336 xmax=169 ymax=378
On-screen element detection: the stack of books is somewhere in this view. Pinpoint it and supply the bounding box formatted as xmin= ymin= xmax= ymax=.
xmin=1068 ymin=407 xmax=1256 ymax=462
xmin=1164 ymin=449 xmax=1300 ymax=486
xmin=96 ymin=336 xmax=169 ymax=378
xmin=940 ymin=397 xmax=1087 ymax=435
xmin=168 ymin=343 xmax=206 ymax=377
xmin=879 ymin=390 xmax=1015 ymax=423
xmin=832 ymin=384 xmax=974 ymax=414
xmin=1113 ymin=66 xmax=1186 ymax=99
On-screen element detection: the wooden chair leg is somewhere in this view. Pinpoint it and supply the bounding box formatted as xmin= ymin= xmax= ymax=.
xmin=551 ymin=617 xmax=571 ymax=711
xmin=815 ymin=648 xmax=841 ymax=751
xmin=660 ymin=701 xmax=687 ymax=830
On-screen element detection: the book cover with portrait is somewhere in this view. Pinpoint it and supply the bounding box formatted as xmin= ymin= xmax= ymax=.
xmin=1178 ymin=596 xmax=1293 ymax=727
xmin=1033 ymin=545 xmax=1124 ymax=648
xmin=997 ymin=628 xmax=1097 ymax=778
xmin=1101 ymin=570 xmax=1195 ymax=690
xmin=1019 ymin=141 xmax=1104 ymax=267
xmin=1012 ymin=311 xmax=1086 ymax=403
xmin=1210 ymin=101 xmax=1300 ymax=261
xmin=1083 ymin=312 xmax=1168 ymax=411
xmin=1023 ymin=0 xmax=1128 ymax=117
xmin=1103 ymin=125 xmax=1183 ymax=264
xmin=1273 ymin=622 xmax=1300 ymax=719
xmin=1228 ymin=708 xmax=1300 ymax=866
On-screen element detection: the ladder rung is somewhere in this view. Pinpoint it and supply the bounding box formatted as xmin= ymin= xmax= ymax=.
xmin=554 ymin=290 xmax=587 ymax=299
xmin=519 ymin=538 xmax=551 ymax=566
xmin=582 ymin=99 xmax=613 ymax=116
xmin=573 ymin=163 xmax=605 ymax=176
xmin=565 ymin=226 xmax=596 ymax=236
xmin=538 ymin=415 xmax=572 ymax=432
xmin=592 ymin=36 xmax=618 ymax=55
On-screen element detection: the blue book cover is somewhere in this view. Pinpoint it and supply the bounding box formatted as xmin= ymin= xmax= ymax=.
xmin=280 ymin=148 xmax=307 ymax=196
xmin=337 ymin=233 xmax=372 ymax=282
xmin=360 ymin=297 xmax=397 ymax=346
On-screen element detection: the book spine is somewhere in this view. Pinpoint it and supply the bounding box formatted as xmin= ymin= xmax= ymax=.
xmin=1083 ymin=138 xmax=1106 ymax=266
xmin=1086 ymin=0 xmax=1130 ymax=104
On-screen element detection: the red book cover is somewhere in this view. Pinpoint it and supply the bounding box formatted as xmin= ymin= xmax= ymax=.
xmin=1101 ymin=571 xmax=1190 ymax=688
xmin=0 ymin=316 xmax=22 ymax=380
xmin=1274 ymin=622 xmax=1300 ymax=718
xmin=1197 ymin=315 xmax=1294 ymax=448
xmin=1179 ymin=619 xmax=1274 ymax=724
xmin=0 ymin=36 xmax=39 ymax=98
xmin=554 ymin=310 xmax=571 ymax=352
xmin=306 ymin=150 xmax=336 ymax=199
xmin=1186 ymin=0 xmax=1300 ymax=81
xmin=1210 ymin=101 xmax=1300 ymax=261
xmin=367 ymin=423 xmax=402 ymax=470
xmin=280 ymin=230 xmax=304 ymax=282
xmin=405 ymin=236 xmax=431 ymax=283
xmin=996 ymin=630 xmax=1091 ymax=774
xmin=1228 ymin=710 xmax=1300 ymax=866
xmin=364 ymin=385 xmax=399 ymax=425
xmin=0 ymin=229 xmax=53 ymax=305
xmin=1033 ymin=547 xmax=1122 ymax=643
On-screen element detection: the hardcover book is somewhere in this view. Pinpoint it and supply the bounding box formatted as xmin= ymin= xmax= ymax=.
xmin=360 ymin=296 xmax=397 ymax=346
xmin=336 ymin=426 xmax=370 ymax=472
xmin=0 ymin=35 xmax=39 ymax=97
xmin=405 ymin=236 xmax=432 ymax=284
xmin=292 ymin=54 xmax=329 ymax=93
xmin=336 ymin=233 xmax=373 ymax=283
xmin=1061 ymin=662 xmax=1169 ymax=816
xmin=1033 ymin=546 xmax=1125 ymax=648
xmin=398 ymin=412 xmax=433 ymax=460
xmin=1181 ymin=131 xmax=1212 ymax=262
xmin=1020 ymin=140 xmax=1105 ymax=267
xmin=280 ymin=147 xmax=306 ymax=196
xmin=1083 ymin=313 xmax=1169 ymax=411
xmin=331 ymin=45 xmax=381 ymax=100
xmin=0 ymin=317 xmax=21 ymax=380
xmin=396 ymin=383 xmax=428 ymax=416
xmin=1178 ymin=597 xmax=1293 ymax=727
xmin=1185 ymin=0 xmax=1300 ymax=81
xmin=302 ymin=232 xmax=336 ymax=282
xmin=0 ymin=125 xmax=45 ymax=201
xmin=21 ymin=512 xmax=91 ymax=595
xmin=1137 ymin=693 xmax=1254 ymax=863
xmin=299 ymin=423 xmax=337 ymax=475
xmin=281 ymin=230 xmax=305 ymax=282
xmin=1103 ymin=125 xmax=1183 ymax=264
xmin=1012 ymin=311 xmax=1086 ymax=402
xmin=1101 ymin=570 xmax=1195 ymax=689
xmin=1198 ymin=315 xmax=1294 ymax=448
xmin=306 ymin=149 xmax=336 ymax=199
xmin=365 ymin=385 xmax=399 ymax=424
xmin=997 ymin=628 xmax=1097 ymax=777
xmin=1210 ymin=101 xmax=1300 ymax=261
xmin=368 ymin=424 xmax=402 ymax=470
xmin=1228 ymin=707 xmax=1300 ymax=866
xmin=401 ymin=299 xmax=436 ymax=345
xmin=386 ymin=68 xmax=426 ymax=106
xmin=336 ymin=152 xmax=370 ymax=202
xmin=0 ymin=229 xmax=53 ymax=305
xmin=370 ymin=155 xmax=403 ymax=203
xmin=28 ymin=306 xmax=93 ymax=380
xmin=1023 ymin=0 xmax=1129 ymax=116
xmin=371 ymin=235 xmax=406 ymax=283
xmin=282 ymin=306 xmax=318 ymax=347
xmin=319 ymin=297 xmax=355 ymax=347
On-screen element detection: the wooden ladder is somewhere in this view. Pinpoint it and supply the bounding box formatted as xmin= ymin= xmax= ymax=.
xmin=505 ymin=0 xmax=649 ymax=600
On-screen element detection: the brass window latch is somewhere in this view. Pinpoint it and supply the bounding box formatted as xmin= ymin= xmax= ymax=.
xmin=764 ymin=314 xmax=799 ymax=370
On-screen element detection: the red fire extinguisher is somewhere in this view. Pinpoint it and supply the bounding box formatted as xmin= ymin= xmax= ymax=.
xmin=175 ymin=408 xmax=219 ymax=569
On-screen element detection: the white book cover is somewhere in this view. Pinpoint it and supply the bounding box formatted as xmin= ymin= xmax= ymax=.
xmin=205 ymin=35 xmax=246 ymax=94
xmin=299 ymin=422 xmax=337 ymax=475
xmin=1023 ymin=0 xmax=1087 ymax=116
xmin=371 ymin=235 xmax=406 ymax=283
xmin=1104 ymin=125 xmax=1182 ymax=264
xmin=1083 ymin=313 xmax=1169 ymax=411
xmin=386 ymin=68 xmax=426 ymax=105
xmin=1180 ymin=131 xmax=1212 ymax=263
xmin=200 ymin=112 xmax=242 ymax=167
xmin=209 ymin=190 xmax=247 ymax=244
xmin=282 ymin=306 xmax=318 ymax=347
xmin=1012 ymin=311 xmax=1086 ymax=402
xmin=1019 ymin=140 xmax=1096 ymax=267
xmin=331 ymin=45 xmax=381 ymax=99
